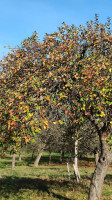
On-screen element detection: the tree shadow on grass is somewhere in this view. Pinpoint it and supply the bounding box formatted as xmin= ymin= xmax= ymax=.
xmin=81 ymin=174 xmax=92 ymax=181
xmin=104 ymin=174 xmax=112 ymax=186
xmin=105 ymin=174 xmax=112 ymax=180
xmin=0 ymin=176 xmax=89 ymax=200
xmin=80 ymin=157 xmax=94 ymax=162
xmin=0 ymin=161 xmax=12 ymax=168
xmin=23 ymin=155 xmax=61 ymax=166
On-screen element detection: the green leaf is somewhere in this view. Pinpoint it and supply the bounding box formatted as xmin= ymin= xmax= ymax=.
xmin=66 ymin=83 xmax=71 ymax=87
xmin=80 ymin=98 xmax=83 ymax=101
xmin=59 ymin=120 xmax=64 ymax=125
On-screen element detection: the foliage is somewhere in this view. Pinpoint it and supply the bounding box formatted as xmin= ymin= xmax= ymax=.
xmin=0 ymin=16 xmax=112 ymax=152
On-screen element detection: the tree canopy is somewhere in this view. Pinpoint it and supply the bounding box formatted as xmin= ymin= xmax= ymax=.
xmin=0 ymin=16 xmax=112 ymax=151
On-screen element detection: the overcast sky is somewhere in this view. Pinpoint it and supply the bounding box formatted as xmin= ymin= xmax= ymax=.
xmin=0 ymin=0 xmax=112 ymax=59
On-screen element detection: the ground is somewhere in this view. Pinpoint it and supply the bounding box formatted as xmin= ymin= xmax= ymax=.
xmin=0 ymin=152 xmax=111 ymax=200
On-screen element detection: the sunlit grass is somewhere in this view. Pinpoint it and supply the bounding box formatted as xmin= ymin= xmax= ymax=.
xmin=0 ymin=151 xmax=111 ymax=199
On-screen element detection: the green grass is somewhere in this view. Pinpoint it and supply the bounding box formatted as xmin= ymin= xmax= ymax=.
xmin=0 ymin=152 xmax=111 ymax=200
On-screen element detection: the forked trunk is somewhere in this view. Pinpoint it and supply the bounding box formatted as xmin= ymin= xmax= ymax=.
xmin=95 ymin=152 xmax=99 ymax=166
xmin=34 ymin=149 xmax=43 ymax=167
xmin=88 ymin=153 xmax=110 ymax=199
xmin=12 ymin=154 xmax=16 ymax=170
xmin=94 ymin=147 xmax=99 ymax=166
xmin=88 ymin=132 xmax=112 ymax=200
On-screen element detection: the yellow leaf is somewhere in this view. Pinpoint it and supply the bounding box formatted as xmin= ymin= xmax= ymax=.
xmin=43 ymin=120 xmax=48 ymax=125
xmin=53 ymin=121 xmax=58 ymax=124
xmin=100 ymin=112 xmax=105 ymax=117
xmin=82 ymin=104 xmax=85 ymax=110
xmin=43 ymin=125 xmax=47 ymax=130
xmin=28 ymin=113 xmax=33 ymax=117
xmin=43 ymin=62 xmax=45 ymax=66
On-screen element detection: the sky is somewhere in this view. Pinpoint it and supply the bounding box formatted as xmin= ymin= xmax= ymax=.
xmin=0 ymin=0 xmax=112 ymax=59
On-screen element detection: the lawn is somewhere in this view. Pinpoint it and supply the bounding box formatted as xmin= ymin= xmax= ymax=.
xmin=0 ymin=151 xmax=111 ymax=200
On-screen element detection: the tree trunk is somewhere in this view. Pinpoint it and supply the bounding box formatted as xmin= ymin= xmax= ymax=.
xmin=32 ymin=150 xmax=35 ymax=159
xmin=18 ymin=151 xmax=21 ymax=161
xmin=12 ymin=154 xmax=16 ymax=170
xmin=88 ymin=153 xmax=110 ymax=199
xmin=48 ymin=151 xmax=52 ymax=165
xmin=73 ymin=139 xmax=80 ymax=183
xmin=88 ymin=133 xmax=112 ymax=200
xmin=1 ymin=150 xmax=5 ymax=158
xmin=94 ymin=147 xmax=99 ymax=166
xmin=67 ymin=162 xmax=70 ymax=180
xmin=95 ymin=152 xmax=99 ymax=166
xmin=60 ymin=150 xmax=64 ymax=163
xmin=34 ymin=149 xmax=43 ymax=167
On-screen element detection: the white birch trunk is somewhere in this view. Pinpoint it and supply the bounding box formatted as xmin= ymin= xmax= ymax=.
xmin=73 ymin=139 xmax=80 ymax=183
xmin=67 ymin=162 xmax=70 ymax=180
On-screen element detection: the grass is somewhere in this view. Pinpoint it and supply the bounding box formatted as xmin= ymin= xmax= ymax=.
xmin=0 ymin=151 xmax=111 ymax=200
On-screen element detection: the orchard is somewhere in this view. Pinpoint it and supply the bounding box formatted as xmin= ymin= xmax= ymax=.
xmin=0 ymin=15 xmax=112 ymax=200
